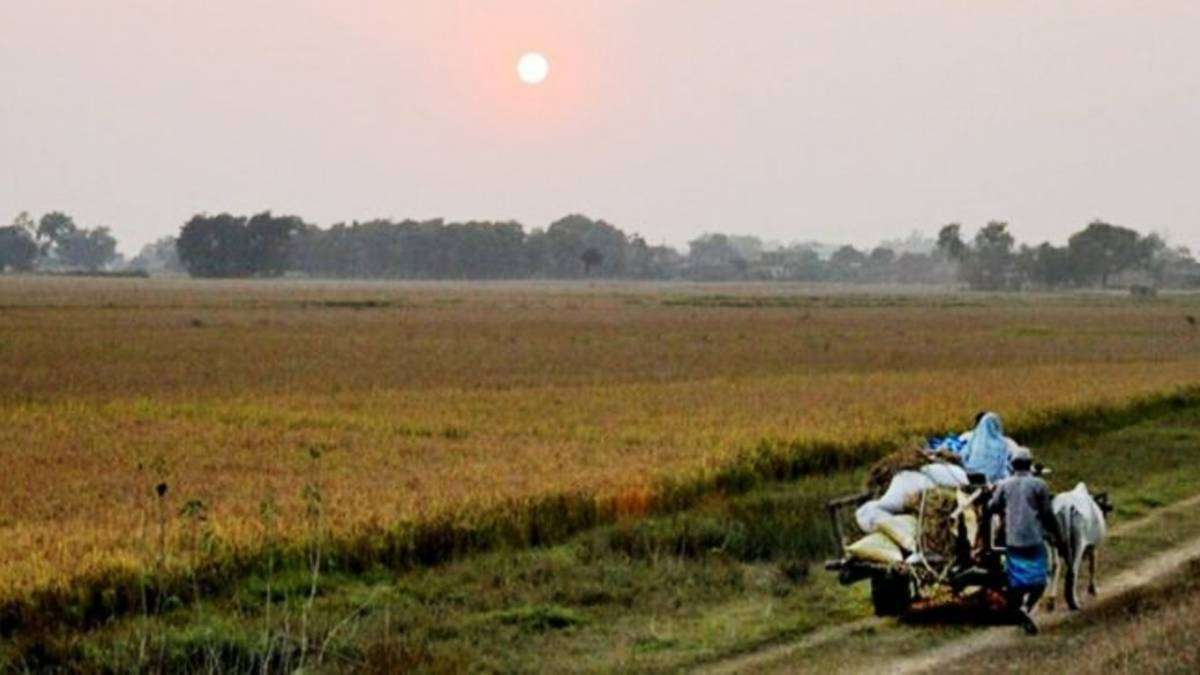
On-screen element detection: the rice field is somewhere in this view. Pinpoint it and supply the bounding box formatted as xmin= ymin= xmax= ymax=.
xmin=2 ymin=276 xmax=1200 ymax=624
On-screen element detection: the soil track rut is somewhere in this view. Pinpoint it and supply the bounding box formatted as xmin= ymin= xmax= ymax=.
xmin=697 ymin=493 xmax=1200 ymax=674
xmin=695 ymin=617 xmax=886 ymax=675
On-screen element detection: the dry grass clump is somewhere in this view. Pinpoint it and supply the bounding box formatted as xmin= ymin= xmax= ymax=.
xmin=2 ymin=278 xmax=1200 ymax=623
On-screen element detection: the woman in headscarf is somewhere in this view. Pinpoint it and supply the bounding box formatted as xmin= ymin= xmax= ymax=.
xmin=962 ymin=412 xmax=1018 ymax=483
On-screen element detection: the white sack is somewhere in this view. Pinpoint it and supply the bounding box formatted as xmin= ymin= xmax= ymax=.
xmin=877 ymin=514 xmax=919 ymax=552
xmin=877 ymin=471 xmax=937 ymax=513
xmin=920 ymin=462 xmax=969 ymax=488
xmin=846 ymin=532 xmax=905 ymax=564
xmin=855 ymin=500 xmax=892 ymax=533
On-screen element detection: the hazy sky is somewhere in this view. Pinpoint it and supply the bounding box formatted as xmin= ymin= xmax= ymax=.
xmin=3 ymin=1 xmax=1199 ymax=254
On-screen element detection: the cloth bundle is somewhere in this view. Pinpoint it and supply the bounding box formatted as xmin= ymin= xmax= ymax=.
xmin=929 ymin=434 xmax=968 ymax=456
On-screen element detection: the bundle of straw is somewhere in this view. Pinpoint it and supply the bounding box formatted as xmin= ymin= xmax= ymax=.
xmin=918 ymin=487 xmax=960 ymax=563
xmin=866 ymin=443 xmax=963 ymax=497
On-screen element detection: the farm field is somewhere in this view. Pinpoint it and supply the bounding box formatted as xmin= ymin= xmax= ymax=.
xmin=2 ymin=276 xmax=1200 ymax=628
xmin=9 ymin=368 xmax=1200 ymax=672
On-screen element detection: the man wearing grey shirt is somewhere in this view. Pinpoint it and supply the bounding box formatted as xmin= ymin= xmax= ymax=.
xmin=988 ymin=447 xmax=1065 ymax=635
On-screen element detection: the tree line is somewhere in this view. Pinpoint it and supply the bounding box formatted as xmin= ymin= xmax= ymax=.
xmin=935 ymin=221 xmax=1185 ymax=290
xmin=0 ymin=212 xmax=119 ymax=273
xmin=3 ymin=209 xmax=1198 ymax=289
xmin=173 ymin=213 xmax=679 ymax=280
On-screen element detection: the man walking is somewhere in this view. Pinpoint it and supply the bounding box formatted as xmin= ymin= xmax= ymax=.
xmin=987 ymin=447 xmax=1064 ymax=635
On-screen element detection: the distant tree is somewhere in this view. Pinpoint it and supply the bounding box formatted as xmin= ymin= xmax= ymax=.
xmin=869 ymin=247 xmax=896 ymax=266
xmin=828 ymin=245 xmax=868 ymax=281
xmin=688 ymin=234 xmax=736 ymax=265
xmin=726 ymin=235 xmax=765 ymax=263
xmin=177 ymin=212 xmax=309 ymax=278
xmin=12 ymin=212 xmax=37 ymax=238
xmin=893 ymin=251 xmax=944 ymax=284
xmin=29 ymin=211 xmax=119 ymax=271
xmin=626 ymin=238 xmax=683 ymax=280
xmin=936 ymin=223 xmax=967 ymax=261
xmin=129 ymin=236 xmax=183 ymax=274
xmin=0 ymin=223 xmax=39 ymax=272
xmin=687 ymin=233 xmax=746 ymax=280
xmin=273 ymin=217 xmax=538 ymax=279
xmin=624 ymin=235 xmax=653 ymax=278
xmin=359 ymin=219 xmax=411 ymax=277
xmin=731 ymin=256 xmax=750 ymax=277
xmin=448 ymin=221 xmax=528 ymax=279
xmin=57 ymin=226 xmax=118 ymax=271
xmin=1136 ymin=233 xmax=1168 ymax=285
xmin=580 ymin=247 xmax=603 ymax=275
xmin=37 ymin=212 xmax=77 ymax=252
xmin=786 ymin=246 xmax=826 ymax=281
xmin=960 ymin=222 xmax=1016 ymax=290
xmin=177 ymin=213 xmax=252 ymax=277
xmin=246 ymin=212 xmax=303 ymax=277
xmin=1067 ymin=221 xmax=1146 ymax=288
xmin=542 ymin=214 xmax=630 ymax=277
xmin=1149 ymin=244 xmax=1200 ymax=288
xmin=524 ymin=227 xmax=551 ymax=278
xmin=290 ymin=222 xmax=363 ymax=278
xmin=866 ymin=247 xmax=897 ymax=282
xmin=1018 ymin=242 xmax=1073 ymax=289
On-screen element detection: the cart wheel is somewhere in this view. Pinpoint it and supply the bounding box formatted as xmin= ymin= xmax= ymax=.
xmin=870 ymin=573 xmax=913 ymax=617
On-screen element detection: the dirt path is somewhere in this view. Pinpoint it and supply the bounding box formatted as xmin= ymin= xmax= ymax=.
xmin=695 ymin=617 xmax=885 ymax=675
xmin=697 ymin=493 xmax=1200 ymax=675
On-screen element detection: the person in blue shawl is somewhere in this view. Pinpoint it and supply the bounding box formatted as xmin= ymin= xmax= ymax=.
xmin=962 ymin=412 xmax=1014 ymax=483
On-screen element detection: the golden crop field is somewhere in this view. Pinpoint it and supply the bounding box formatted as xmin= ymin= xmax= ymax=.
xmin=2 ymin=276 xmax=1200 ymax=616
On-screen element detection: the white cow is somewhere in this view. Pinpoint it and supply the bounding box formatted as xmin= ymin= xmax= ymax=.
xmin=1048 ymin=483 xmax=1112 ymax=611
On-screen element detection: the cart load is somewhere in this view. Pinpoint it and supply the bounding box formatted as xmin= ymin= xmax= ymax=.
xmin=825 ymin=445 xmax=999 ymax=616
xmin=854 ymin=452 xmax=970 ymax=535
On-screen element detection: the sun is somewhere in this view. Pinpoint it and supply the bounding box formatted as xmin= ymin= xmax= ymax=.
xmin=517 ymin=52 xmax=549 ymax=85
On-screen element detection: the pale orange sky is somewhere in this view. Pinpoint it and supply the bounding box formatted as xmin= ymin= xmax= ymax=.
xmin=3 ymin=1 xmax=1199 ymax=253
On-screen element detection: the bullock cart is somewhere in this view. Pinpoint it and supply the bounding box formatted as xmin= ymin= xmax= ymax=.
xmin=822 ymin=479 xmax=1013 ymax=617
